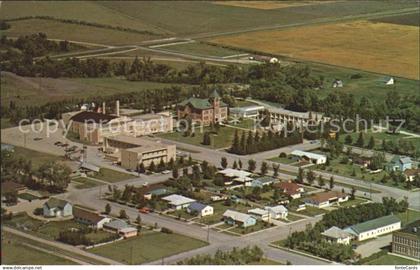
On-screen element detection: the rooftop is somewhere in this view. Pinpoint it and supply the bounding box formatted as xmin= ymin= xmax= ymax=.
xmin=70 ymin=111 xmax=118 ymax=124
xmin=291 ymin=150 xmax=326 ymax=160
xmin=73 ymin=207 xmax=107 ymax=224
xmin=305 ymin=191 xmax=347 ymax=204
xmin=162 ymin=194 xmax=196 ymax=206
xmin=397 ymin=220 xmax=420 ymax=237
xmin=265 ymin=205 xmax=288 ymax=214
xmin=322 ymin=226 xmax=353 ymax=239
xmin=254 ymin=176 xmax=277 ymax=184
xmin=1 ymin=181 xmax=25 ymax=194
xmin=106 ymin=135 xmax=172 ymax=153
xmin=104 ymin=219 xmax=129 ymax=230
xmin=346 ymin=215 xmax=401 ymax=234
xmin=188 ymin=202 xmax=210 ymax=212
xmin=248 ymin=208 xmax=269 ymax=216
xmin=44 ymin=198 xmax=70 ymax=210
xmin=223 ymin=209 xmax=254 ymax=223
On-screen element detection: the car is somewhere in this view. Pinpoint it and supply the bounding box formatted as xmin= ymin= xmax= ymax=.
xmin=161 ymin=170 xmax=171 ymax=175
xmin=54 ymin=141 xmax=62 ymax=146
xmin=33 ymin=137 xmax=43 ymax=141
xmin=142 ymin=182 xmax=149 ymax=187
xmin=139 ymin=207 xmax=151 ymax=214
xmin=61 ymin=143 xmax=69 ymax=147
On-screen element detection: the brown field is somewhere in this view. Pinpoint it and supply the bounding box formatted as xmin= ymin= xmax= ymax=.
xmin=212 ymin=1 xmax=335 ymax=10
xmin=209 ymin=20 xmax=419 ymax=80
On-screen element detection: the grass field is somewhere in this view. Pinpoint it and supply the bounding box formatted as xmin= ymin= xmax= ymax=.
xmin=366 ymin=254 xmax=418 ymax=265
xmin=72 ymin=177 xmax=103 ymax=189
xmin=213 ymin=1 xmax=335 ymax=10
xmin=4 ymin=18 xmax=158 ymax=46
xmin=1 ymin=72 xmax=190 ymax=107
xmin=397 ymin=209 xmax=420 ymax=226
xmin=294 ymin=206 xmax=328 ymax=217
xmin=17 ymin=193 xmax=40 ymax=201
xmin=157 ymin=42 xmax=242 ymax=57
xmin=2 ymin=232 xmax=78 ymax=265
xmin=210 ymin=20 xmax=419 ymax=80
xmin=92 ymin=168 xmax=133 ymax=183
xmin=12 ymin=145 xmax=62 ymax=169
xmin=90 ymin=231 xmax=207 ymax=264
xmin=370 ymin=12 xmax=419 ymax=26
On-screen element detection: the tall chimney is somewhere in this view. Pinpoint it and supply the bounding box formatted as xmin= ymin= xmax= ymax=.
xmin=116 ymin=100 xmax=120 ymax=116
xmin=102 ymin=102 xmax=106 ymax=115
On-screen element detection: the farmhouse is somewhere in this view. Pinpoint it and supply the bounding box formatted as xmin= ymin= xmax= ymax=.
xmin=162 ymin=194 xmax=196 ymax=210
xmin=251 ymin=176 xmax=277 ymax=188
xmin=177 ymin=90 xmax=228 ymax=125
xmin=103 ymin=135 xmax=176 ymax=170
xmin=265 ymin=205 xmax=288 ymax=219
xmin=392 ymin=220 xmax=420 ymax=260
xmin=217 ymin=168 xmax=253 ymax=186
xmin=223 ymin=210 xmax=256 ymax=228
xmin=73 ymin=207 xmax=111 ymax=229
xmin=248 ymin=208 xmax=270 ymax=221
xmin=304 ymin=191 xmax=349 ymax=208
xmin=321 ymin=226 xmax=353 ymax=245
xmin=345 ymin=215 xmax=401 ymax=241
xmin=187 ymin=202 xmax=214 ymax=217
xmin=291 ymin=150 xmax=327 ymax=165
xmin=103 ymin=219 xmax=138 ymax=238
xmin=275 ymin=181 xmax=304 ymax=199
xmin=387 ymin=156 xmax=413 ymax=172
xmin=43 ymin=198 xmax=73 ymax=218
xmin=229 ymin=105 xmax=265 ymax=119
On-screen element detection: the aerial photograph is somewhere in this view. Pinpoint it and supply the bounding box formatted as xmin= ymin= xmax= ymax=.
xmin=0 ymin=0 xmax=419 ymax=268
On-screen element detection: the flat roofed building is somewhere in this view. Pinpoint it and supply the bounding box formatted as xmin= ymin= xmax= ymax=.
xmin=218 ymin=168 xmax=253 ymax=185
xmin=223 ymin=210 xmax=256 ymax=228
xmin=304 ymin=191 xmax=348 ymax=208
xmin=345 ymin=215 xmax=401 ymax=241
xmin=321 ymin=226 xmax=353 ymax=245
xmin=130 ymin=111 xmax=173 ymax=136
xmin=392 ymin=220 xmax=420 ymax=260
xmin=248 ymin=208 xmax=270 ymax=221
xmin=265 ymin=205 xmax=288 ymax=219
xmin=229 ymin=105 xmax=265 ymax=119
xmin=162 ymin=194 xmax=196 ymax=210
xmin=104 ymin=135 xmax=176 ymax=170
xmin=291 ymin=150 xmax=327 ymax=165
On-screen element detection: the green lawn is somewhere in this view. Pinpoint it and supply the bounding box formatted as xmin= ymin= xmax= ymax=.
xmin=366 ymin=254 xmax=419 ymax=265
xmin=294 ymin=206 xmax=328 ymax=217
xmin=199 ymin=201 xmax=252 ymax=225
xmin=158 ymin=42 xmax=241 ymax=57
xmin=334 ymin=181 xmax=381 ymax=194
xmin=17 ymin=193 xmax=40 ymax=201
xmin=89 ymin=231 xmax=207 ymax=264
xmin=92 ymin=168 xmax=133 ymax=183
xmin=235 ymin=99 xmax=259 ymax=108
xmin=286 ymin=213 xmax=305 ymax=222
xmin=1 ymin=232 xmax=78 ymax=265
xmin=11 ymin=146 xmax=62 ymax=169
xmin=72 ymin=177 xmax=103 ymax=189
xmin=158 ymin=125 xmax=239 ymax=149
xmin=338 ymin=197 xmax=369 ymax=208
xmin=229 ymin=118 xmax=257 ymax=130
xmin=397 ymin=209 xmax=420 ymax=226
xmin=228 ymin=220 xmax=274 ymax=235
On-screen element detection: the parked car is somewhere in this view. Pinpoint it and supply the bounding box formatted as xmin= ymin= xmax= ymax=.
xmin=139 ymin=207 xmax=151 ymax=214
xmin=161 ymin=170 xmax=171 ymax=175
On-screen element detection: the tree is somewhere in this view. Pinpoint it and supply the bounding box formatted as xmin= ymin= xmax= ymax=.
xmin=272 ymin=188 xmax=280 ymax=202
xmin=233 ymin=160 xmax=238 ymax=169
xmin=104 ymin=203 xmax=111 ymax=214
xmin=148 ymin=161 xmax=156 ymax=172
xmin=356 ymin=132 xmax=364 ymax=147
xmin=329 ymin=176 xmax=335 ymax=189
xmin=306 ymin=170 xmax=315 ymax=186
xmin=344 ymin=134 xmax=353 ymax=145
xmin=119 ymin=209 xmax=128 ymax=219
xmin=136 ymin=214 xmax=142 ymax=225
xmin=248 ymin=159 xmax=256 ymax=172
xmin=318 ymin=175 xmax=325 ymax=187
xmin=137 ymin=162 xmax=145 ymax=173
xmin=221 ymin=157 xmax=228 ymax=169
xmin=272 ymin=164 xmax=280 ymax=177
xmin=260 ymin=162 xmax=268 ymax=175
xmin=172 ymin=167 xmax=179 ymax=179
xmin=202 ymin=132 xmax=211 ymax=145
xmin=368 ymin=136 xmax=375 ymax=149
xmin=296 ymin=168 xmax=304 ymax=184
xmin=350 ymin=187 xmax=356 ymax=200
xmin=238 ymin=160 xmax=243 ymax=169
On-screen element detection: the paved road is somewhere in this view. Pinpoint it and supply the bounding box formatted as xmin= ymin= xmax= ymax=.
xmin=3 ymin=226 xmax=122 ymax=265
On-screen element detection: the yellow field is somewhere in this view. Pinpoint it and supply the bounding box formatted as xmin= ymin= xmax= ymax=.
xmin=209 ymin=20 xmax=419 ymax=79
xmin=212 ymin=1 xmax=335 ymax=10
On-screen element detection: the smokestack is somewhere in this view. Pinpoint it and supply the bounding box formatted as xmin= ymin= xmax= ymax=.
xmin=116 ymin=100 xmax=120 ymax=116
xmin=102 ymin=102 xmax=106 ymax=115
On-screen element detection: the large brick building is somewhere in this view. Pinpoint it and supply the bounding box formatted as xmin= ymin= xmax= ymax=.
xmin=177 ymin=90 xmax=228 ymax=125
xmin=392 ymin=220 xmax=420 ymax=260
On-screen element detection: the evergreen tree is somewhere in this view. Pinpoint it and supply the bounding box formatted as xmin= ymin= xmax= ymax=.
xmin=172 ymin=167 xmax=179 ymax=179
xmin=306 ymin=170 xmax=315 ymax=185
xmin=260 ymin=162 xmax=268 ymax=175
xmin=231 ymin=129 xmax=240 ymax=153
xmin=202 ymin=132 xmax=211 ymax=145
xmin=272 ymin=164 xmax=280 ymax=177
xmin=356 ymin=132 xmax=364 ymax=147
xmin=296 ymin=168 xmax=304 ymax=184
xmin=368 ymin=136 xmax=375 ymax=149
xmin=104 ymin=203 xmax=111 ymax=214
xmin=350 ymin=187 xmax=356 ymax=200
xmin=318 ymin=175 xmax=325 ymax=187
xmin=248 ymin=159 xmax=256 ymax=172
xmin=148 ymin=161 xmax=156 ymax=172
xmin=233 ymin=160 xmax=238 ymax=169
xmin=238 ymin=159 xmax=243 ymax=169
xmin=329 ymin=176 xmax=335 ymax=189
xmin=221 ymin=157 xmax=228 ymax=169
xmin=138 ymin=162 xmax=145 ymax=173
xmin=344 ymin=134 xmax=353 ymax=145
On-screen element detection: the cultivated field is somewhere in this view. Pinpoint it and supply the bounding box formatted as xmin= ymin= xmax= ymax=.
xmin=4 ymin=19 xmax=157 ymax=46
xmin=370 ymin=12 xmax=420 ymax=26
xmin=210 ymin=20 xmax=419 ymax=79
xmin=213 ymin=1 xmax=336 ymax=10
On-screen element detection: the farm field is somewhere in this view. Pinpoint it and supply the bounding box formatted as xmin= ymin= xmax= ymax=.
xmin=98 ymin=1 xmax=417 ymax=35
xmin=0 ymin=1 xmax=163 ymax=34
xmin=89 ymin=231 xmax=207 ymax=264
xmin=157 ymin=42 xmax=243 ymax=58
xmin=209 ymin=20 xmax=419 ymax=80
xmin=370 ymin=12 xmax=419 ymax=26
xmin=213 ymin=1 xmax=335 ymax=10
xmin=1 ymin=72 xmax=190 ymax=107
xmin=3 ymin=19 xmax=158 ymax=46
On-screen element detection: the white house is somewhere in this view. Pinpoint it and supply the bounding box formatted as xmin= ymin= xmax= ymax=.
xmin=73 ymin=207 xmax=111 ymax=229
xmin=304 ymin=191 xmax=349 ymax=208
xmin=344 ymin=215 xmax=401 ymax=241
xmin=248 ymin=208 xmax=270 ymax=221
xmin=265 ymin=205 xmax=288 ymax=219
xmin=291 ymin=150 xmax=327 ymax=165
xmin=162 ymin=194 xmax=196 ymax=210
xmin=218 ymin=168 xmax=253 ymax=186
xmin=223 ymin=210 xmax=257 ymax=228
xmin=43 ymin=198 xmax=73 ymax=218
xmin=229 ymin=105 xmax=265 ymax=119
xmin=187 ymin=202 xmax=214 ymax=217
xmin=321 ymin=226 xmax=353 ymax=245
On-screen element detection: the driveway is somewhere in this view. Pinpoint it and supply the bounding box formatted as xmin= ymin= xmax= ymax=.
xmin=355 ymin=234 xmax=392 ymax=258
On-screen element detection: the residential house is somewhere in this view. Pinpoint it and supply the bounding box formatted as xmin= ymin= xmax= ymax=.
xmin=144 ymin=188 xmax=169 ymax=200
xmin=43 ymin=198 xmax=73 ymax=218
xmin=321 ymin=226 xmax=353 ymax=245
xmin=387 ymin=156 xmax=413 ymax=172
xmin=251 ymin=176 xmax=277 ymax=188
xmin=265 ymin=205 xmax=288 ymax=219
xmin=162 ymin=194 xmax=196 ymax=210
xmin=276 ymin=181 xmax=304 ymax=199
xmin=217 ymin=168 xmax=253 ymax=186
xmin=291 ymin=150 xmax=327 ymax=165
xmin=392 ymin=220 xmax=420 ymax=260
xmin=304 ymin=191 xmax=349 ymax=208
xmin=404 ymin=169 xmax=420 ymax=182
xmin=73 ymin=207 xmax=111 ymax=229
xmin=248 ymin=208 xmax=270 ymax=221
xmin=344 ymin=215 xmax=401 ymax=241
xmin=353 ymin=156 xmax=371 ymax=168
xmin=1 ymin=181 xmax=26 ymax=195
xmin=103 ymin=219 xmax=137 ymax=238
xmin=223 ymin=210 xmax=256 ymax=228
xmin=187 ymin=202 xmax=214 ymax=217
xmin=177 ymin=90 xmax=228 ymax=125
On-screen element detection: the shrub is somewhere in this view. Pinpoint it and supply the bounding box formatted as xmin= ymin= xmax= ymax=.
xmin=279 ymin=152 xmax=287 ymax=158
xmin=33 ymin=208 xmax=43 ymax=216
xmin=161 ymin=227 xmax=173 ymax=234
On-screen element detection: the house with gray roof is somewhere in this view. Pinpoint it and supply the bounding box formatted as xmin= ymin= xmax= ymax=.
xmin=344 ymin=215 xmax=401 ymax=241
xmin=223 ymin=210 xmax=256 ymax=228
xmin=321 ymin=226 xmax=353 ymax=245
xmin=43 ymin=198 xmax=73 ymax=218
xmin=251 ymin=176 xmax=278 ymax=188
xmin=187 ymin=202 xmax=214 ymax=217
xmin=387 ymin=156 xmax=413 ymax=172
xmin=103 ymin=219 xmax=137 ymax=238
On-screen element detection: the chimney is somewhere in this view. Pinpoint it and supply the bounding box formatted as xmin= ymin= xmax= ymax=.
xmin=116 ymin=100 xmax=120 ymax=116
xmin=102 ymin=102 xmax=106 ymax=115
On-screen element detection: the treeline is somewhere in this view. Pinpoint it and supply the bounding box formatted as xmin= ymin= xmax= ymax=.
xmin=177 ymin=246 xmax=264 ymax=265
xmin=229 ymin=129 xmax=303 ymax=155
